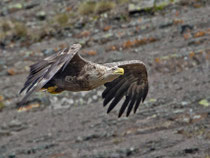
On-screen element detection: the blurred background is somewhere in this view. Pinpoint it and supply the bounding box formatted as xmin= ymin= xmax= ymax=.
xmin=0 ymin=0 xmax=209 ymax=157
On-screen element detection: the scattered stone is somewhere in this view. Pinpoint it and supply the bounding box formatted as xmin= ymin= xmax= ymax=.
xmin=181 ymin=101 xmax=189 ymax=106
xmin=61 ymin=98 xmax=73 ymax=107
xmin=7 ymin=68 xmax=16 ymax=76
xmin=23 ymin=51 xmax=34 ymax=57
xmin=7 ymin=119 xmax=27 ymax=132
xmin=159 ymin=21 xmax=173 ymax=29
xmin=83 ymin=134 xmax=101 ymax=141
xmin=173 ymin=109 xmax=185 ymax=113
xmin=78 ymin=30 xmax=91 ymax=38
xmin=128 ymin=2 xmax=153 ymax=13
xmin=180 ymin=24 xmax=193 ymax=34
xmin=97 ymin=90 xmax=102 ymax=96
xmin=74 ymin=21 xmax=85 ymax=29
xmin=78 ymin=98 xmax=84 ymax=105
xmin=19 ymin=143 xmax=56 ymax=155
xmin=8 ymin=3 xmax=23 ymax=12
xmin=24 ymin=2 xmax=39 ymax=10
xmin=194 ymin=31 xmax=206 ymax=38
xmin=129 ymin=0 xmax=181 ymax=16
xmin=50 ymin=97 xmax=73 ymax=110
xmin=0 ymin=129 xmax=11 ymax=136
xmin=87 ymin=98 xmax=92 ymax=104
xmin=8 ymin=119 xmax=22 ymax=128
xmin=36 ymin=11 xmax=46 ymax=20
xmin=0 ymin=96 xmax=4 ymax=102
xmin=8 ymin=153 xmax=16 ymax=158
xmin=86 ymin=50 xmax=97 ymax=56
xmin=184 ymin=148 xmax=199 ymax=154
xmin=17 ymin=103 xmax=40 ymax=112
xmin=0 ymin=101 xmax=5 ymax=111
xmin=103 ymin=25 xmax=111 ymax=31
xmin=75 ymin=136 xmax=83 ymax=142
xmin=81 ymin=147 xmax=138 ymax=158
xmin=117 ymin=147 xmax=138 ymax=156
xmin=92 ymin=95 xmax=98 ymax=100
xmin=199 ymin=99 xmax=210 ymax=107
xmin=148 ymin=98 xmax=157 ymax=103
xmin=42 ymin=48 xmax=56 ymax=56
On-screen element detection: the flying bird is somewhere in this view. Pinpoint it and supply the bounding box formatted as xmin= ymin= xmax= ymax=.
xmin=19 ymin=44 xmax=148 ymax=117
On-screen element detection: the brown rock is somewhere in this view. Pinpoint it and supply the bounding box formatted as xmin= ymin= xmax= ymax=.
xmin=7 ymin=68 xmax=16 ymax=76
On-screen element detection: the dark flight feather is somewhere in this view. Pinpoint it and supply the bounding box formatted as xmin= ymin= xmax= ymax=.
xmin=118 ymin=96 xmax=130 ymax=118
xmin=106 ymin=80 xmax=130 ymax=113
xmin=104 ymin=61 xmax=149 ymax=117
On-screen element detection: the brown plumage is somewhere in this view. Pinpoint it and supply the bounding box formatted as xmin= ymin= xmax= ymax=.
xmin=19 ymin=44 xmax=149 ymax=117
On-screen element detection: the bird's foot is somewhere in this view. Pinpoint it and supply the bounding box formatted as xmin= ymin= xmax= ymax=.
xmin=47 ymin=86 xmax=63 ymax=94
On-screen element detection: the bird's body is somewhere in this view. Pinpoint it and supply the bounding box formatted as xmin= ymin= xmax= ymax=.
xmin=42 ymin=56 xmax=123 ymax=92
xmin=19 ymin=44 xmax=148 ymax=117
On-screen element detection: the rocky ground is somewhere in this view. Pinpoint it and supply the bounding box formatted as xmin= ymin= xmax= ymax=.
xmin=0 ymin=0 xmax=210 ymax=158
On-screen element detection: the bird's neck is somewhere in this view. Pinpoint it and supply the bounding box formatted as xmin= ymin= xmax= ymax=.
xmin=84 ymin=64 xmax=109 ymax=89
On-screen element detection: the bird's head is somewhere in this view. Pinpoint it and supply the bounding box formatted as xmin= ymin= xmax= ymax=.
xmin=111 ymin=67 xmax=124 ymax=75
xmin=102 ymin=66 xmax=124 ymax=82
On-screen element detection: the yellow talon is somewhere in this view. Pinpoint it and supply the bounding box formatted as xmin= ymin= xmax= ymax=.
xmin=47 ymin=86 xmax=62 ymax=94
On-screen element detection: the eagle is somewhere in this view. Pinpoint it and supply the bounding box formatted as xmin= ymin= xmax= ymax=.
xmin=19 ymin=44 xmax=148 ymax=117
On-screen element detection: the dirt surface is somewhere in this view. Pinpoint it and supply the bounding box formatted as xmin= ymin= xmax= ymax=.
xmin=0 ymin=0 xmax=210 ymax=158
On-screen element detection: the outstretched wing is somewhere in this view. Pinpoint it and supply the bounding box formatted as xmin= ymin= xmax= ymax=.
xmin=102 ymin=60 xmax=149 ymax=117
xmin=18 ymin=44 xmax=81 ymax=106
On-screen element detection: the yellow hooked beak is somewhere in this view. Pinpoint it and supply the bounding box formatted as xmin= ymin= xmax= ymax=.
xmin=114 ymin=68 xmax=124 ymax=75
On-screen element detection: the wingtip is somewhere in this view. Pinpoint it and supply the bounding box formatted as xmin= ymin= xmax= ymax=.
xmin=107 ymin=108 xmax=112 ymax=114
xmin=16 ymin=101 xmax=25 ymax=108
xmin=103 ymin=100 xmax=108 ymax=107
xmin=126 ymin=113 xmax=130 ymax=117
xmin=133 ymin=107 xmax=137 ymax=114
xmin=19 ymin=88 xmax=24 ymax=95
xmin=118 ymin=112 xmax=123 ymax=118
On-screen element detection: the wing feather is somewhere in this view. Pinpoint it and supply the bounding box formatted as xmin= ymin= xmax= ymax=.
xmin=102 ymin=77 xmax=124 ymax=99
xmin=104 ymin=78 xmax=130 ymax=108
xmin=18 ymin=44 xmax=81 ymax=106
xmin=126 ymin=85 xmax=137 ymax=117
xmin=133 ymin=87 xmax=142 ymax=114
xmin=118 ymin=96 xmax=130 ymax=118
xmin=103 ymin=60 xmax=149 ymax=117
xmin=106 ymin=80 xmax=130 ymax=113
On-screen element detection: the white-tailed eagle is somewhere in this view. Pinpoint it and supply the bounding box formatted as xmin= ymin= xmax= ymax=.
xmin=19 ymin=44 xmax=148 ymax=117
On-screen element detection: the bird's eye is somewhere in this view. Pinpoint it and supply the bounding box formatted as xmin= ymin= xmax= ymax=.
xmin=112 ymin=67 xmax=116 ymax=71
